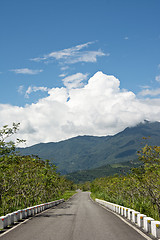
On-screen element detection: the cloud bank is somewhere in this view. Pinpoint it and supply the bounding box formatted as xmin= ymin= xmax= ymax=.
xmin=0 ymin=72 xmax=160 ymax=146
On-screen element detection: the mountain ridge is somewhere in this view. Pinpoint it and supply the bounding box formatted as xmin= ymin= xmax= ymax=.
xmin=18 ymin=121 xmax=160 ymax=174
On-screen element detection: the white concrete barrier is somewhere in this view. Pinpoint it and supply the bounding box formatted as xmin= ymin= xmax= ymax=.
xmin=0 ymin=199 xmax=64 ymax=229
xmin=151 ymin=221 xmax=160 ymax=238
xmin=95 ymin=198 xmax=160 ymax=239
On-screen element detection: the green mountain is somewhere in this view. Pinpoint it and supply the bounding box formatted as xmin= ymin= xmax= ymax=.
xmin=18 ymin=121 xmax=160 ymax=174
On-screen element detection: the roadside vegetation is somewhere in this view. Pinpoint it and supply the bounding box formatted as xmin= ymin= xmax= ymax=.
xmin=1 ymin=123 xmax=160 ymax=221
xmin=0 ymin=123 xmax=75 ymax=216
xmin=90 ymin=144 xmax=160 ymax=220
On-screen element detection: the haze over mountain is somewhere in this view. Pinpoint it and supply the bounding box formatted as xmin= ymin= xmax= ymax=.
xmin=18 ymin=121 xmax=160 ymax=175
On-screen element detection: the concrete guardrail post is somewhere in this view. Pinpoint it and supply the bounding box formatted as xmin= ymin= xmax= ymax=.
xmin=118 ymin=206 xmax=122 ymax=214
xmin=44 ymin=203 xmax=47 ymax=210
xmin=17 ymin=210 xmax=22 ymax=220
xmin=124 ymin=208 xmax=130 ymax=218
xmin=41 ymin=204 xmax=44 ymax=211
xmin=124 ymin=207 xmax=129 ymax=216
xmin=151 ymin=221 xmax=160 ymax=238
xmin=19 ymin=210 xmax=23 ymax=220
xmin=113 ymin=204 xmax=116 ymax=212
xmin=115 ymin=205 xmax=119 ymax=213
xmin=132 ymin=211 xmax=140 ymax=224
xmin=21 ymin=209 xmax=26 ymax=219
xmin=34 ymin=206 xmax=38 ymax=215
xmin=13 ymin=210 xmax=20 ymax=223
xmin=40 ymin=204 xmax=43 ymax=212
xmin=6 ymin=213 xmax=14 ymax=226
xmin=0 ymin=216 xmax=8 ymax=229
xmin=24 ymin=209 xmax=28 ymax=218
xmin=121 ymin=207 xmax=125 ymax=216
xmin=128 ymin=209 xmax=133 ymax=221
xmin=137 ymin=214 xmax=146 ymax=228
xmin=143 ymin=217 xmax=154 ymax=233
xmin=30 ymin=207 xmax=35 ymax=216
xmin=37 ymin=205 xmax=41 ymax=213
xmin=27 ymin=208 xmax=32 ymax=217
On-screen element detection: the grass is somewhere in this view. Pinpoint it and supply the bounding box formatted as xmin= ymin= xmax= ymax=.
xmin=60 ymin=191 xmax=77 ymax=201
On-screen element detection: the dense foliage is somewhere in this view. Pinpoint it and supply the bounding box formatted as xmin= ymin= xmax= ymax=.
xmin=91 ymin=144 xmax=160 ymax=220
xmin=0 ymin=124 xmax=74 ymax=216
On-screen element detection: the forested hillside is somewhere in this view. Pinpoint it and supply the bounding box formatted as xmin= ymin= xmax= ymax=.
xmin=18 ymin=121 xmax=160 ymax=174
xmin=66 ymin=160 xmax=141 ymax=183
xmin=90 ymin=144 xmax=160 ymax=220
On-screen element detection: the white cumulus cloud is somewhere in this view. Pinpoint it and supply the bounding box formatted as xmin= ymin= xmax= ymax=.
xmin=0 ymin=72 xmax=160 ymax=146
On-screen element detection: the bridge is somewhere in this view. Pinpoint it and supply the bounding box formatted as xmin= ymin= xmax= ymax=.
xmin=0 ymin=191 xmax=159 ymax=240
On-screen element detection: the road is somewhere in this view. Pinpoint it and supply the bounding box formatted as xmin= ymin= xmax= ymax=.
xmin=0 ymin=191 xmax=149 ymax=240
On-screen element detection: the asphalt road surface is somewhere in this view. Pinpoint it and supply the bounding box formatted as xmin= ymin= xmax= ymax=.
xmin=0 ymin=191 xmax=149 ymax=240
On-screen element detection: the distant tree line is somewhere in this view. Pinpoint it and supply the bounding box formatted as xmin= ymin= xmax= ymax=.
xmin=0 ymin=123 xmax=74 ymax=216
xmin=90 ymin=144 xmax=160 ymax=220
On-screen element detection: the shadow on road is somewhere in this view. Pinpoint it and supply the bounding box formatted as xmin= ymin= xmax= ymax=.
xmin=34 ymin=201 xmax=74 ymax=218
xmin=35 ymin=213 xmax=75 ymax=218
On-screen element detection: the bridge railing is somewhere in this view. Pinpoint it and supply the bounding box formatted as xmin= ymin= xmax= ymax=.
xmin=95 ymin=198 xmax=160 ymax=239
xmin=0 ymin=199 xmax=64 ymax=230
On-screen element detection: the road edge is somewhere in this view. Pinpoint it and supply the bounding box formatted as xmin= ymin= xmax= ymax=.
xmin=89 ymin=193 xmax=155 ymax=240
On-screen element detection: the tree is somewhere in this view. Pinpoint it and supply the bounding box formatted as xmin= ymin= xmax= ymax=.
xmin=138 ymin=145 xmax=160 ymax=218
xmin=90 ymin=144 xmax=160 ymax=220
xmin=0 ymin=123 xmax=74 ymax=216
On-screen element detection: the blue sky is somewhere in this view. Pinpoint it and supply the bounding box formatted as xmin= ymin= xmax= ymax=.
xmin=0 ymin=0 xmax=160 ymax=146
